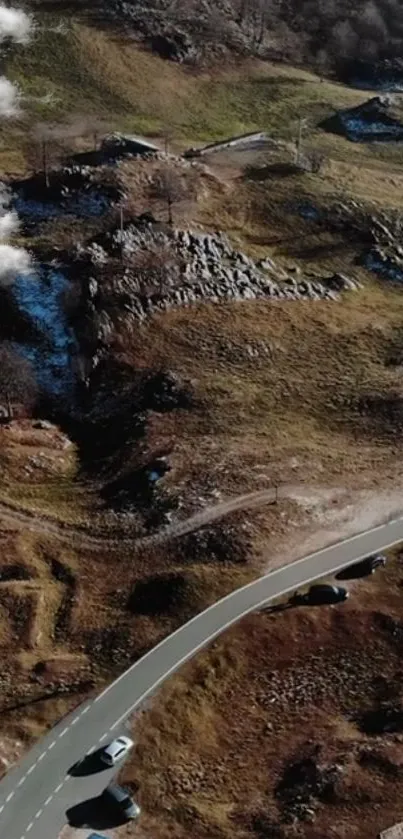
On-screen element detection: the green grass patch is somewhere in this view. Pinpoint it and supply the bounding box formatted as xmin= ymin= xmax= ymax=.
xmin=1 ymin=18 xmax=369 ymax=155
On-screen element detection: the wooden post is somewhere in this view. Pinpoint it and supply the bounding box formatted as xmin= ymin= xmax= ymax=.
xmin=42 ymin=139 xmax=49 ymax=189
xmin=295 ymin=117 xmax=303 ymax=166
xmin=6 ymin=391 xmax=12 ymax=420
xmin=120 ymin=206 xmax=124 ymax=261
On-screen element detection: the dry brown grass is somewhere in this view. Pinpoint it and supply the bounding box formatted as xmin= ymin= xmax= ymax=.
xmin=116 ymin=278 xmax=403 ymax=506
xmin=3 ymin=6 xmax=403 ymax=771
xmin=121 ymin=549 xmax=403 ymax=839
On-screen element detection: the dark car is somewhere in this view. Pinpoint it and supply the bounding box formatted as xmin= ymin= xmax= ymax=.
xmin=305 ymin=584 xmax=349 ymax=605
xmin=102 ymin=784 xmax=141 ymax=821
xmin=357 ymin=554 xmax=386 ymax=574
xmin=336 ymin=554 xmax=387 ymax=580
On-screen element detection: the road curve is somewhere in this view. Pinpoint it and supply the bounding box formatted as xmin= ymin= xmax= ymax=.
xmin=1 ymin=516 xmax=403 ymax=839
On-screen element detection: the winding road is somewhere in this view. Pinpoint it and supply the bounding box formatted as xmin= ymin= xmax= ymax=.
xmin=1 ymin=516 xmax=403 ymax=839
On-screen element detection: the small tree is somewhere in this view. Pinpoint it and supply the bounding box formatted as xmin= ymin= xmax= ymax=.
xmin=150 ymin=164 xmax=196 ymax=226
xmin=0 ymin=342 xmax=37 ymax=418
xmin=24 ymin=123 xmax=70 ymax=188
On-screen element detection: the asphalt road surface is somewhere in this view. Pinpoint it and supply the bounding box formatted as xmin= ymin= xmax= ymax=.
xmin=1 ymin=516 xmax=403 ymax=839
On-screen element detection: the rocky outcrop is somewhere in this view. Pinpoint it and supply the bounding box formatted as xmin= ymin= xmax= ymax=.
xmin=75 ymin=222 xmax=361 ymax=342
xmin=13 ymin=164 xmax=123 ymax=223
xmin=321 ymin=96 xmax=403 ymax=142
xmin=363 ymin=210 xmax=403 ymax=281
xmin=103 ymin=0 xmax=253 ymax=63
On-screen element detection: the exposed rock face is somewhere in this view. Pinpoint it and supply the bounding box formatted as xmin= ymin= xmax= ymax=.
xmin=75 ymin=221 xmax=361 ymax=344
xmin=13 ymin=165 xmax=123 ymax=223
xmin=103 ymin=0 xmax=252 ymax=63
xmin=363 ymin=210 xmax=403 ymax=281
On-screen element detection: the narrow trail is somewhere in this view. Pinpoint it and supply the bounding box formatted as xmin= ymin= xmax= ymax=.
xmin=0 ymin=487 xmax=281 ymax=551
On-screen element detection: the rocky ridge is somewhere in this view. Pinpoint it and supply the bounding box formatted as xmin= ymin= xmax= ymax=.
xmin=75 ymin=221 xmax=361 ymax=342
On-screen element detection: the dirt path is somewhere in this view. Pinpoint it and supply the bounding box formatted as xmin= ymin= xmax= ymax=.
xmin=2 ymin=485 xmax=403 ymax=560
xmin=0 ymin=488 xmax=281 ymax=550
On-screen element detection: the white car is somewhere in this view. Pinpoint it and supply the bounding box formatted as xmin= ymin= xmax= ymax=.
xmin=100 ymin=736 xmax=133 ymax=767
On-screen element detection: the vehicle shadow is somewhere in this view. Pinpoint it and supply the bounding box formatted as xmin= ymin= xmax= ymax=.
xmin=66 ymin=796 xmax=126 ymax=830
xmin=68 ymin=748 xmax=107 ymax=777
xmin=260 ymin=601 xmax=295 ymax=615
xmin=335 ymin=564 xmax=369 ymax=581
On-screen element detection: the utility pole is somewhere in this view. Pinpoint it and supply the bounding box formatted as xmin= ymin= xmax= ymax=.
xmin=42 ymin=138 xmax=49 ymax=189
xmin=295 ymin=117 xmax=308 ymax=167
xmin=120 ymin=206 xmax=124 ymax=262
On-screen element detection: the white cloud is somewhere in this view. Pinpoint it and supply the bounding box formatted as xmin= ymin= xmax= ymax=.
xmin=0 ymin=210 xmax=19 ymax=240
xmin=0 ymin=243 xmax=31 ymax=285
xmin=0 ymin=76 xmax=20 ymax=116
xmin=0 ymin=5 xmax=32 ymax=43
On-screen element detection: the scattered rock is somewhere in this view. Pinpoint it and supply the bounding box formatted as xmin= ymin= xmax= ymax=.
xmin=75 ymin=221 xmax=357 ymax=339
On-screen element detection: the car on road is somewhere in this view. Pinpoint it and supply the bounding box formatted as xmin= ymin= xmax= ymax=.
xmin=100 ymin=735 xmax=133 ymax=767
xmin=102 ymin=783 xmax=141 ymax=821
xmin=305 ymin=584 xmax=349 ymax=605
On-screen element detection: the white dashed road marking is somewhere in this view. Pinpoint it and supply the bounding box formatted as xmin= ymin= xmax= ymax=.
xmin=0 ymin=805 xmax=4 ymax=814
xmin=27 ymin=765 xmax=35 ymax=775
xmin=17 ymin=777 xmax=26 ymax=787
xmin=54 ymin=782 xmax=64 ymax=794
xmin=34 ymin=809 xmax=42 ymax=819
xmin=6 ymin=792 xmax=14 ymax=802
xmin=44 ymin=795 xmax=53 ymax=806
xmin=59 ymin=727 xmax=69 ymax=739
xmin=48 ymin=740 xmax=55 ymax=750
xmin=26 ymin=822 xmax=33 ymax=833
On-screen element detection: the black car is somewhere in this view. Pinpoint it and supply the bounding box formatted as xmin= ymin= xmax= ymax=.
xmin=305 ymin=584 xmax=349 ymax=605
xmin=357 ymin=554 xmax=386 ymax=574
xmin=336 ymin=554 xmax=387 ymax=580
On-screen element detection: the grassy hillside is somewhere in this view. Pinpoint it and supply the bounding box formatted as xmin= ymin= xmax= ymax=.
xmin=0 ymin=16 xmax=372 ymax=170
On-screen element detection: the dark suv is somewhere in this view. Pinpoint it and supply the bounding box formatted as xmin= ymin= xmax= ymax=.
xmin=336 ymin=554 xmax=387 ymax=580
xmin=102 ymin=784 xmax=141 ymax=821
xmin=289 ymin=584 xmax=349 ymax=606
xmin=303 ymin=584 xmax=349 ymax=605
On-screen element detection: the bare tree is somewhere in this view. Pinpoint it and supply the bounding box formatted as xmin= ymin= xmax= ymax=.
xmin=0 ymin=342 xmax=37 ymax=418
xmin=150 ymin=165 xmax=196 ymax=226
xmin=24 ymin=122 xmax=70 ymax=188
